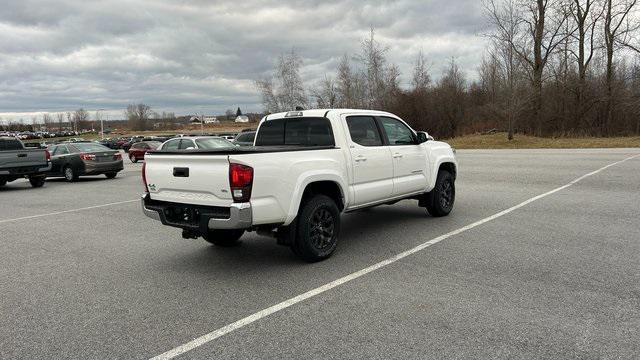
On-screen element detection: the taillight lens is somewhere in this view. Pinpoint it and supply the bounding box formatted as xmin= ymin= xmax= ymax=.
xmin=142 ymin=161 xmax=149 ymax=193
xmin=229 ymin=163 xmax=253 ymax=202
xmin=80 ymin=153 xmax=95 ymax=161
xmin=45 ymin=149 xmax=51 ymax=161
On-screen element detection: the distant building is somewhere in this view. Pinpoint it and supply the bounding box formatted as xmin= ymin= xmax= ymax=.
xmin=235 ymin=115 xmax=249 ymax=123
xmin=190 ymin=115 xmax=219 ymax=124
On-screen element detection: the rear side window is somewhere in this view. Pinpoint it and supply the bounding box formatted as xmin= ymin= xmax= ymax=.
xmin=255 ymin=117 xmax=334 ymax=146
xmin=0 ymin=139 xmax=23 ymax=151
xmin=346 ymin=116 xmax=383 ymax=146
xmin=162 ymin=139 xmax=180 ymax=151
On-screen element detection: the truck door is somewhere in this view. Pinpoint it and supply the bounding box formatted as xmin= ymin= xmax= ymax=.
xmin=344 ymin=115 xmax=393 ymax=206
xmin=377 ymin=116 xmax=429 ymax=196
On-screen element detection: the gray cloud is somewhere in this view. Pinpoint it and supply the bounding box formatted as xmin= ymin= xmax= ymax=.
xmin=0 ymin=0 xmax=487 ymax=120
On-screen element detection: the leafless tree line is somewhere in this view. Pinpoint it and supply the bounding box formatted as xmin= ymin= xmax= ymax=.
xmin=257 ymin=1 xmax=640 ymax=138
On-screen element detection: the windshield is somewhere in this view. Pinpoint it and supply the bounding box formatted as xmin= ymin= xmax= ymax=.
xmin=195 ymin=137 xmax=234 ymax=149
xmin=146 ymin=141 xmax=162 ymax=149
xmin=70 ymin=143 xmax=111 ymax=152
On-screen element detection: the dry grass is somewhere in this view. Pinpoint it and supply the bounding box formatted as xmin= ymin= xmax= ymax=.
xmin=446 ymin=132 xmax=640 ymax=149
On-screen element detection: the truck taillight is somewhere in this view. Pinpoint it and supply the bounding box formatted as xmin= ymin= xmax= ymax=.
xmin=229 ymin=163 xmax=253 ymax=202
xmin=142 ymin=161 xmax=149 ymax=193
xmin=80 ymin=153 xmax=95 ymax=161
xmin=45 ymin=149 xmax=51 ymax=161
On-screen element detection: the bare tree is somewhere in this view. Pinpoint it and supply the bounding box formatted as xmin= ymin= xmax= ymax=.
xmin=412 ymin=50 xmax=432 ymax=92
xmin=42 ymin=113 xmax=53 ymax=131
xmin=73 ymin=108 xmax=90 ymax=131
xmin=56 ymin=112 xmax=64 ymax=132
xmin=359 ymin=28 xmax=389 ymax=108
xmin=603 ymin=0 xmax=638 ymax=133
xmin=336 ymin=54 xmax=355 ymax=108
xmin=256 ymin=49 xmax=308 ymax=112
xmin=312 ymin=75 xmax=338 ymax=108
xmin=125 ymin=103 xmax=151 ymax=131
xmin=568 ymin=0 xmax=604 ymax=124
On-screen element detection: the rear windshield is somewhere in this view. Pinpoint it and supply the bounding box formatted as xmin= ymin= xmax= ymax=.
xmin=195 ymin=137 xmax=234 ymax=149
xmin=255 ymin=117 xmax=334 ymax=146
xmin=70 ymin=143 xmax=110 ymax=152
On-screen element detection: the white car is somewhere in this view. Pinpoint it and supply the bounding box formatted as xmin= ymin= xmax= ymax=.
xmin=142 ymin=109 xmax=457 ymax=262
xmin=159 ymin=136 xmax=234 ymax=150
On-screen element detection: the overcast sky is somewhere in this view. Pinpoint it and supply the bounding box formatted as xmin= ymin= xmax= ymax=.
xmin=0 ymin=0 xmax=487 ymax=121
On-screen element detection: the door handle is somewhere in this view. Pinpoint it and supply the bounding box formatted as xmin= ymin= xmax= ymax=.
xmin=354 ymin=155 xmax=367 ymax=162
xmin=17 ymin=153 xmax=28 ymax=158
xmin=393 ymin=153 xmax=403 ymax=158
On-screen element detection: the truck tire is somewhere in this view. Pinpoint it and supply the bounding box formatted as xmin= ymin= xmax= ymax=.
xmin=293 ymin=194 xmax=340 ymax=262
xmin=0 ymin=179 xmax=6 ymax=187
xmin=202 ymin=229 xmax=244 ymax=247
xmin=63 ymin=166 xmax=78 ymax=182
xmin=423 ymin=170 xmax=455 ymax=217
xmin=28 ymin=176 xmax=46 ymax=188
xmin=105 ymin=172 xmax=117 ymax=179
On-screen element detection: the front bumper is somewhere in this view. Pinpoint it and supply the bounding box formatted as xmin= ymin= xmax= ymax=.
xmin=141 ymin=194 xmax=252 ymax=231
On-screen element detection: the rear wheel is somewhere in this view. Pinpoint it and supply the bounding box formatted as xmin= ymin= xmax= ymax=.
xmin=105 ymin=172 xmax=117 ymax=179
xmin=423 ymin=170 xmax=455 ymax=217
xmin=28 ymin=176 xmax=46 ymax=188
xmin=130 ymin=154 xmax=138 ymax=163
xmin=292 ymin=194 xmax=340 ymax=262
xmin=63 ymin=166 xmax=78 ymax=182
xmin=202 ymin=229 xmax=244 ymax=247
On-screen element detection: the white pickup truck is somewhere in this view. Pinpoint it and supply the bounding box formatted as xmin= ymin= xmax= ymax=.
xmin=142 ymin=109 xmax=457 ymax=262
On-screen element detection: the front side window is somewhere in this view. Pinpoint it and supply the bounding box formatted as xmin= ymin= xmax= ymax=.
xmin=255 ymin=117 xmax=334 ymax=146
xmin=178 ymin=139 xmax=195 ymax=150
xmin=346 ymin=116 xmax=383 ymax=146
xmin=379 ymin=117 xmax=415 ymax=145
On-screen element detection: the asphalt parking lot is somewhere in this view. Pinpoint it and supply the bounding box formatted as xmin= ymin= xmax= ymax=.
xmin=1 ymin=148 xmax=639 ymax=359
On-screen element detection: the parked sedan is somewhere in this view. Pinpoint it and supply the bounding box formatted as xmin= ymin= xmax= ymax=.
xmin=159 ymin=136 xmax=234 ymax=150
xmin=47 ymin=143 xmax=123 ymax=182
xmin=128 ymin=141 xmax=162 ymax=163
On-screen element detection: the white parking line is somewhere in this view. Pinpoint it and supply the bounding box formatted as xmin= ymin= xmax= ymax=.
xmin=149 ymin=153 xmax=640 ymax=360
xmin=0 ymin=199 xmax=138 ymax=224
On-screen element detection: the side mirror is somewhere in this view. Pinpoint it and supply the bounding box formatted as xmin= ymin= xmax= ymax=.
xmin=416 ymin=131 xmax=433 ymax=144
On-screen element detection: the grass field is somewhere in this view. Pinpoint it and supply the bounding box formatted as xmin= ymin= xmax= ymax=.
xmin=446 ymin=133 xmax=640 ymax=149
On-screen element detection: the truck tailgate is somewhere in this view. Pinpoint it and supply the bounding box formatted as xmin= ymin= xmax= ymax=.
xmin=145 ymin=154 xmax=234 ymax=207
xmin=0 ymin=149 xmax=47 ymax=171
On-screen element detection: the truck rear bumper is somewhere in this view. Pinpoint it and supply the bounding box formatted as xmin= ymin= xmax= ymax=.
xmin=141 ymin=194 xmax=252 ymax=231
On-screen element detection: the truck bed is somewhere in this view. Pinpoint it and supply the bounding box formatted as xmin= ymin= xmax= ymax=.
xmin=148 ymin=145 xmax=337 ymax=155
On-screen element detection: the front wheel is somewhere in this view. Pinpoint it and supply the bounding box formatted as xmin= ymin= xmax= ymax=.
xmin=0 ymin=179 xmax=6 ymax=187
xmin=105 ymin=172 xmax=117 ymax=179
xmin=202 ymin=229 xmax=244 ymax=247
xmin=292 ymin=194 xmax=341 ymax=262
xmin=423 ymin=170 xmax=455 ymax=217
xmin=130 ymin=154 xmax=138 ymax=163
xmin=28 ymin=176 xmax=46 ymax=188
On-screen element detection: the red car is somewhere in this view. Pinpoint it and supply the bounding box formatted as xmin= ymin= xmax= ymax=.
xmin=128 ymin=141 xmax=161 ymax=163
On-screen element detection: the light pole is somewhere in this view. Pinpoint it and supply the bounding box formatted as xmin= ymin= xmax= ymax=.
xmin=98 ymin=109 xmax=106 ymax=139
